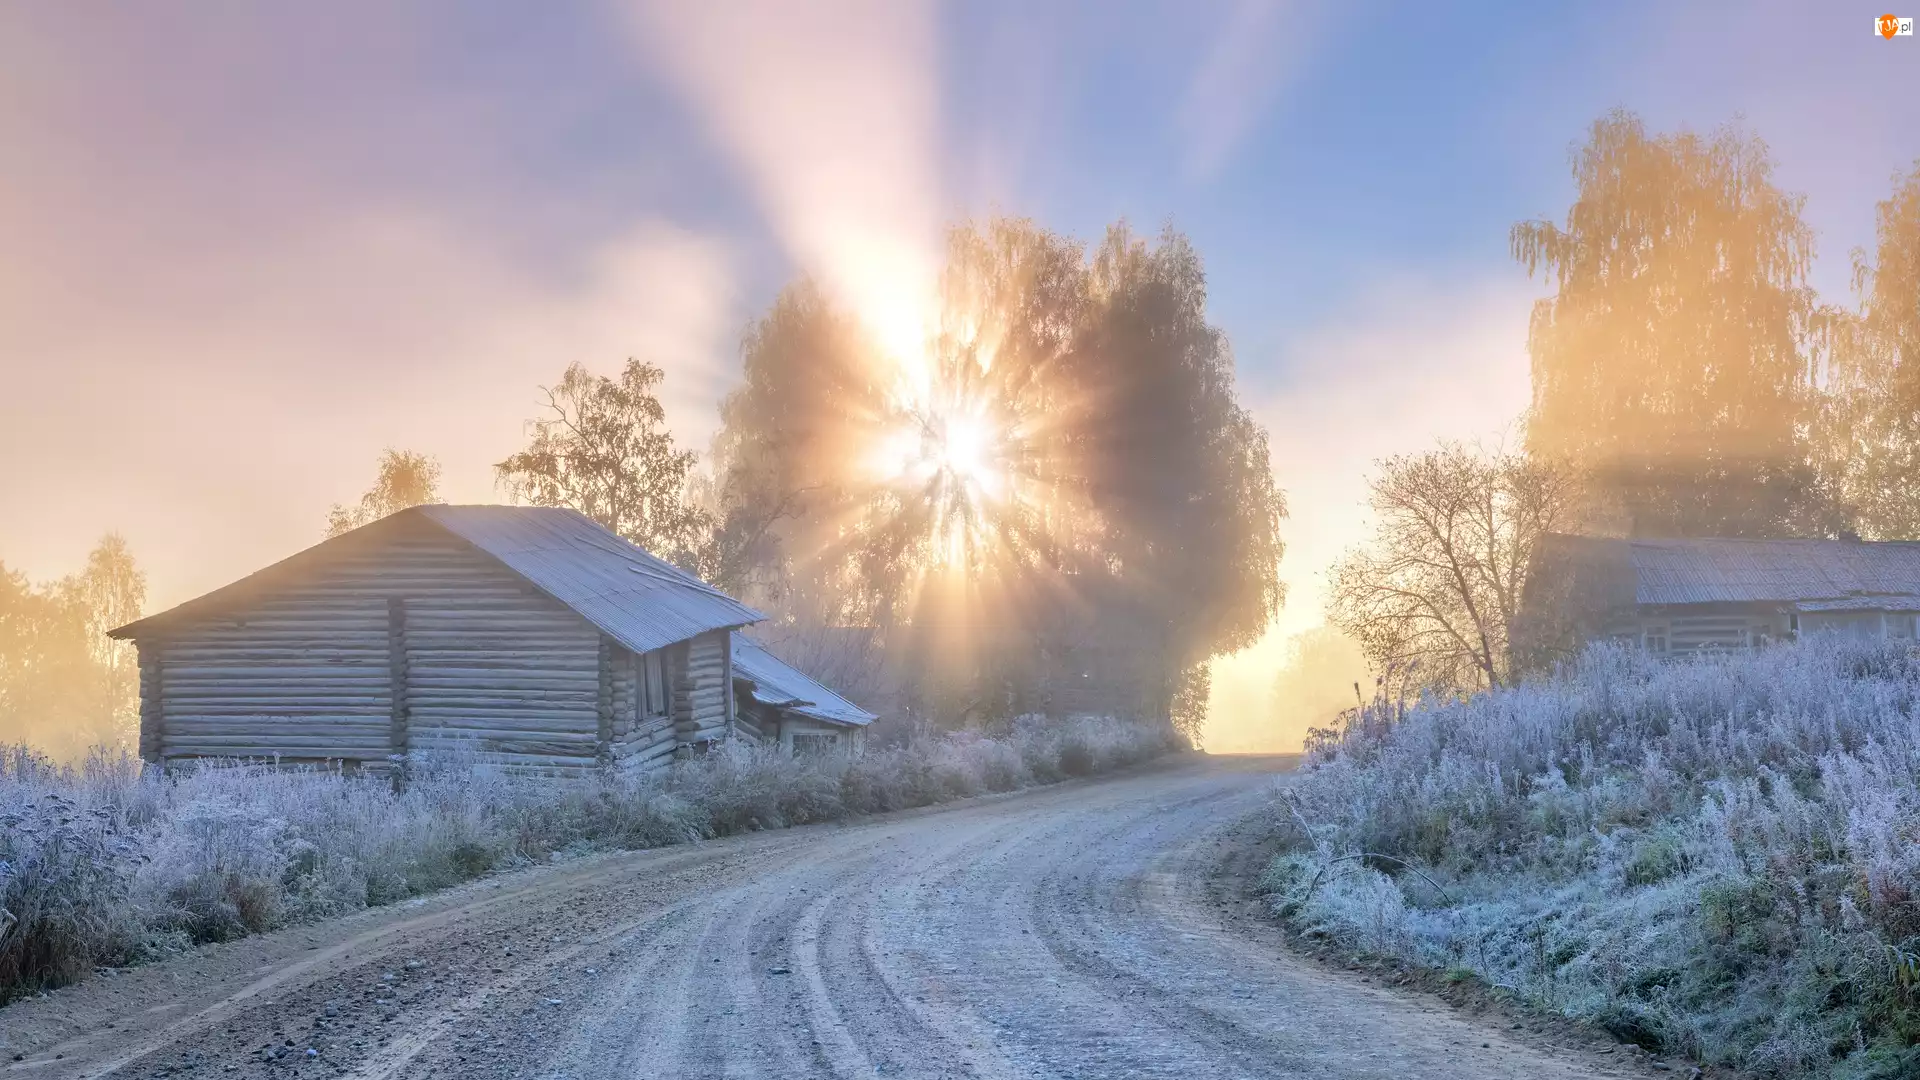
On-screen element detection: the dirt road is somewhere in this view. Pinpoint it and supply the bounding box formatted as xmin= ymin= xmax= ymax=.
xmin=3 ymin=756 xmax=1643 ymax=1079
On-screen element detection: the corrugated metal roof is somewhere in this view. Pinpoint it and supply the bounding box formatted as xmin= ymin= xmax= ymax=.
xmin=1624 ymin=537 xmax=1920 ymax=606
xmin=420 ymin=505 xmax=764 ymax=654
xmin=110 ymin=504 xmax=764 ymax=650
xmin=731 ymin=632 xmax=876 ymax=727
xmin=1793 ymin=596 xmax=1920 ymax=613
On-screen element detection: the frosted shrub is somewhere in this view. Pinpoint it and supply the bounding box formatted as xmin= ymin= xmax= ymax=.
xmin=963 ymin=734 xmax=1030 ymax=793
xmin=1268 ymin=638 xmax=1920 ymax=1077
xmin=927 ymin=735 xmax=994 ymax=798
xmin=665 ymin=741 xmax=848 ymax=834
xmin=140 ymin=799 xmax=292 ymax=941
xmin=0 ymin=752 xmax=151 ymax=997
xmin=0 ymin=715 xmax=1175 ymax=1002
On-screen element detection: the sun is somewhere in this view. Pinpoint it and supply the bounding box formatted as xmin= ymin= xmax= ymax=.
xmin=862 ymin=379 xmax=1015 ymax=574
xmin=930 ymin=410 xmax=1001 ymax=497
xmin=872 ymin=396 xmax=1006 ymax=500
xmin=851 ymin=300 xmax=1033 ymax=580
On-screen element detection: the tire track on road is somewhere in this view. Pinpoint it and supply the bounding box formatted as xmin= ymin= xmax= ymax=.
xmin=14 ymin=759 xmax=1658 ymax=1080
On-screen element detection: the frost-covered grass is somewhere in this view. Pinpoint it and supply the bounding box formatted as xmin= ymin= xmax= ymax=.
xmin=1264 ymin=639 xmax=1920 ymax=1079
xmin=0 ymin=716 xmax=1178 ymax=1003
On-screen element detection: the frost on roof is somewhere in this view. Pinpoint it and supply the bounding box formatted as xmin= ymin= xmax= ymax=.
xmin=730 ymin=632 xmax=876 ymax=727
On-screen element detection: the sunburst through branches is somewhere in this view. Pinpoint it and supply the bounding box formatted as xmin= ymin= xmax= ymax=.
xmin=712 ymin=218 xmax=1286 ymax=712
xmin=869 ymin=360 xmax=1021 ymax=575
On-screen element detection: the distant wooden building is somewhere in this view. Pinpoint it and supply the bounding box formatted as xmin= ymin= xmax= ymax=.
xmin=108 ymin=505 xmax=871 ymax=773
xmin=1523 ymin=534 xmax=1920 ymax=657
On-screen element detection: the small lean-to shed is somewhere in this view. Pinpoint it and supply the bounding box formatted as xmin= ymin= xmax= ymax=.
xmin=107 ymin=505 xmax=766 ymax=774
xmin=730 ymin=633 xmax=876 ymax=755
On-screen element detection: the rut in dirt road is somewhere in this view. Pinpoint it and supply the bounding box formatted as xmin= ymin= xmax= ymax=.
xmin=5 ymin=757 xmax=1642 ymax=1079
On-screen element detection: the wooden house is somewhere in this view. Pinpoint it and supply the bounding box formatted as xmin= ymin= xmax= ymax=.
xmin=108 ymin=505 xmax=870 ymax=773
xmin=1522 ymin=534 xmax=1920 ymax=657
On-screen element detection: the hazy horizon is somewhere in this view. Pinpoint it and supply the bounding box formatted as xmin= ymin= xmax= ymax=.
xmin=4 ymin=1 xmax=1915 ymax=750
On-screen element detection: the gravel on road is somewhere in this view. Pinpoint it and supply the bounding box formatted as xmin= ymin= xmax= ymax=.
xmin=2 ymin=756 xmax=1647 ymax=1079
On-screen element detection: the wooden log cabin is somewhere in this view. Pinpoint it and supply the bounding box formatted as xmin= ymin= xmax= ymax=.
xmin=1521 ymin=534 xmax=1920 ymax=658
xmin=108 ymin=504 xmax=870 ymax=774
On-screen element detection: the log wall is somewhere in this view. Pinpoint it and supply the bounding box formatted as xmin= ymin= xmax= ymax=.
xmin=137 ymin=642 xmax=163 ymax=760
xmin=387 ymin=598 xmax=409 ymax=769
xmin=732 ymin=696 xmax=774 ymax=744
xmin=673 ymin=629 xmax=731 ymax=746
xmin=144 ymin=519 xmax=605 ymax=772
xmin=606 ymin=643 xmax=676 ymax=771
xmin=150 ymin=595 xmax=394 ymax=764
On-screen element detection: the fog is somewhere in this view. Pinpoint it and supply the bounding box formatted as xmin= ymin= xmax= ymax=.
xmin=1203 ymin=278 xmax=1533 ymax=751
xmin=3 ymin=3 xmax=1915 ymax=755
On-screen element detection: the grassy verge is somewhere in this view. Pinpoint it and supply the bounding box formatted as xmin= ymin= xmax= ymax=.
xmin=1 ymin=717 xmax=1179 ymax=1004
xmin=1261 ymin=639 xmax=1920 ymax=1080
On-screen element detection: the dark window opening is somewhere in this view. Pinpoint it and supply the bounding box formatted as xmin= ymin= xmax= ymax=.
xmin=633 ymin=649 xmax=669 ymax=721
xmin=791 ymin=732 xmax=840 ymax=757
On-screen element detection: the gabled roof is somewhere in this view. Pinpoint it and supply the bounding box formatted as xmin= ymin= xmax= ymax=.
xmin=1537 ymin=534 xmax=1920 ymax=608
xmin=730 ymin=632 xmax=876 ymax=727
xmin=419 ymin=506 xmax=763 ymax=653
xmin=110 ymin=505 xmax=764 ymax=654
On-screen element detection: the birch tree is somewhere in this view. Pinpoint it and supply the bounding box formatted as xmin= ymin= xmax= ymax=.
xmin=326 ymin=449 xmax=442 ymax=536
xmin=0 ymin=535 xmax=147 ymax=758
xmin=1514 ymin=111 xmax=1835 ymax=537
xmin=1826 ymin=163 xmax=1920 ymax=537
xmin=496 ymin=359 xmax=711 ymax=569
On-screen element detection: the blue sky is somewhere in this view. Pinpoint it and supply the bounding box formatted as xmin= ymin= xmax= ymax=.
xmin=3 ymin=1 xmax=1917 ymax=745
